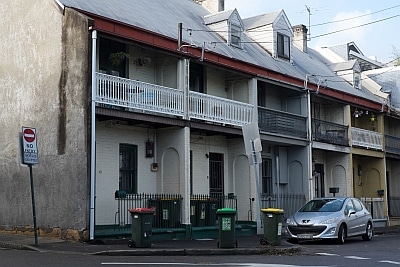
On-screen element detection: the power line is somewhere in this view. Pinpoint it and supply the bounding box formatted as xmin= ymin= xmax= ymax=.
xmin=312 ymin=14 xmax=400 ymax=39
xmin=312 ymin=4 xmax=400 ymax=27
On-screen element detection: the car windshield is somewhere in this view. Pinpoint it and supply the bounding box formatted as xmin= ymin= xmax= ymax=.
xmin=299 ymin=199 xmax=345 ymax=212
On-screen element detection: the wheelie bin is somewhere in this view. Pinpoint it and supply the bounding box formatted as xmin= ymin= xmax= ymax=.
xmin=260 ymin=208 xmax=284 ymax=246
xmin=128 ymin=208 xmax=155 ymax=248
xmin=216 ymin=208 xmax=237 ymax=248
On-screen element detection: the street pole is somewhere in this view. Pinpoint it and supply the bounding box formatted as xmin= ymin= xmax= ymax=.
xmin=251 ymin=139 xmax=262 ymax=226
xmin=29 ymin=164 xmax=38 ymax=246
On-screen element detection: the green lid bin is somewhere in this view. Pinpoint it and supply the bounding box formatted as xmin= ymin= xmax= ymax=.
xmin=260 ymin=208 xmax=284 ymax=246
xmin=216 ymin=208 xmax=237 ymax=248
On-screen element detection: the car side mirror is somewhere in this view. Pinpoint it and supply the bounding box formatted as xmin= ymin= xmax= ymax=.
xmin=348 ymin=208 xmax=356 ymax=217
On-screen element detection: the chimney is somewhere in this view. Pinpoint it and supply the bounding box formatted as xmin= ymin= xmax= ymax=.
xmin=293 ymin=24 xmax=308 ymax=53
xmin=195 ymin=0 xmax=225 ymax=13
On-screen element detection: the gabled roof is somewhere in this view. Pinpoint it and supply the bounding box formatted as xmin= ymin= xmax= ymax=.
xmin=203 ymin=9 xmax=235 ymax=25
xmin=329 ymin=60 xmax=358 ymax=72
xmin=242 ymin=10 xmax=281 ymax=30
xmin=318 ymin=42 xmax=384 ymax=71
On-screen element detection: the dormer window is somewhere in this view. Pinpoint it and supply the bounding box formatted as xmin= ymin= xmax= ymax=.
xmin=354 ymin=72 xmax=361 ymax=89
xmin=277 ymin=32 xmax=290 ymax=59
xmin=230 ymin=23 xmax=241 ymax=48
xmin=203 ymin=9 xmax=244 ymax=49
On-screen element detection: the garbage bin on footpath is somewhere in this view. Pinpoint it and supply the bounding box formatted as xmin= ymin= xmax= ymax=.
xmin=128 ymin=208 xmax=155 ymax=248
xmin=260 ymin=208 xmax=284 ymax=246
xmin=216 ymin=208 xmax=237 ymax=248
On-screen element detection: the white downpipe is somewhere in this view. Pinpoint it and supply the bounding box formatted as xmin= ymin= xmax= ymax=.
xmin=90 ymin=30 xmax=97 ymax=241
xmin=307 ymin=90 xmax=314 ymax=201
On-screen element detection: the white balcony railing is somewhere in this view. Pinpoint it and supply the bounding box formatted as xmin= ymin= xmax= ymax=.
xmin=351 ymin=127 xmax=383 ymax=150
xmin=96 ymin=73 xmax=184 ymax=117
xmin=96 ymin=73 xmax=253 ymax=126
xmin=189 ymin=91 xmax=253 ymax=126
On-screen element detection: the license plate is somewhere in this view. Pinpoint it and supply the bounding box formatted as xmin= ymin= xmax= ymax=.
xmin=297 ymin=234 xmax=313 ymax=239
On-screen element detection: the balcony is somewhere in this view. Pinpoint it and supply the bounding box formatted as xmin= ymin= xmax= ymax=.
xmin=95 ymin=72 xmax=253 ymax=126
xmin=351 ymin=127 xmax=383 ymax=150
xmin=312 ymin=119 xmax=349 ymax=146
xmin=385 ymin=135 xmax=400 ymax=155
xmin=258 ymin=107 xmax=307 ymax=139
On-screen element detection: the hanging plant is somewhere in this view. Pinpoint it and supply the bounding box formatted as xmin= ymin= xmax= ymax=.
xmin=109 ymin=52 xmax=130 ymax=66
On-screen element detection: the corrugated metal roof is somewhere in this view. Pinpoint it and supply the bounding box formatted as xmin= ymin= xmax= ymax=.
xmin=58 ymin=0 xmax=382 ymax=104
xmin=364 ymin=67 xmax=400 ymax=108
xmin=243 ymin=10 xmax=281 ymax=30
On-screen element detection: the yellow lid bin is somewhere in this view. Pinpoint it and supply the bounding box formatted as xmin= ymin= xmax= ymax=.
xmin=260 ymin=208 xmax=285 ymax=246
xmin=261 ymin=208 xmax=284 ymax=214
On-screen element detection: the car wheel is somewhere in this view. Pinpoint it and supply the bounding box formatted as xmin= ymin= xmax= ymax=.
xmin=337 ymin=224 xmax=345 ymax=244
xmin=362 ymin=222 xmax=373 ymax=241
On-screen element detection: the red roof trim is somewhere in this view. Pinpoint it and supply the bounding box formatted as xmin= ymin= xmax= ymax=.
xmin=80 ymin=11 xmax=384 ymax=112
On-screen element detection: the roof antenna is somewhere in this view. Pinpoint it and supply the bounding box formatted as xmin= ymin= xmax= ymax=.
xmin=305 ymin=5 xmax=311 ymax=41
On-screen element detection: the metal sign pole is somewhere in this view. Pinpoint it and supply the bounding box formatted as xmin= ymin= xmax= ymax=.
xmin=251 ymin=139 xmax=263 ymax=226
xmin=28 ymin=164 xmax=38 ymax=246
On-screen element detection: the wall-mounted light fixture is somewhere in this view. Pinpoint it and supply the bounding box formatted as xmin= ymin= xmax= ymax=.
xmin=370 ymin=113 xmax=375 ymax=122
xmin=353 ymin=108 xmax=363 ymax=118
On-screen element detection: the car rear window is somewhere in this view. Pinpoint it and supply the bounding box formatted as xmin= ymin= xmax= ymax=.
xmin=299 ymin=199 xmax=345 ymax=212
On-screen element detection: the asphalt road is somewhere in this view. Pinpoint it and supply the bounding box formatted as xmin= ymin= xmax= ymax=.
xmin=1 ymin=233 xmax=399 ymax=267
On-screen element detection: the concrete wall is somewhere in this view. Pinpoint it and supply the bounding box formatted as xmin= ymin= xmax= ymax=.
xmin=0 ymin=2 xmax=89 ymax=239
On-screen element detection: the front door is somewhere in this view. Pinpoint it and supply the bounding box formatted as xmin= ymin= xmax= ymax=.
xmin=209 ymin=153 xmax=224 ymax=202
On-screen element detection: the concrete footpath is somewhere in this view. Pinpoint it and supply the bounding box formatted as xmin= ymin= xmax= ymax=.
xmin=0 ymin=226 xmax=399 ymax=256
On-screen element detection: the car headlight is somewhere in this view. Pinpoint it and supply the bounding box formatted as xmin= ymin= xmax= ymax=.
xmin=286 ymin=218 xmax=296 ymax=225
xmin=319 ymin=217 xmax=339 ymax=224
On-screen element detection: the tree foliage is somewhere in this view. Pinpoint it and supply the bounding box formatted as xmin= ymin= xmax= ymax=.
xmin=391 ymin=46 xmax=400 ymax=66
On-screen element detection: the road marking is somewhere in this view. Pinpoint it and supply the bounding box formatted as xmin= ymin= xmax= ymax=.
xmin=102 ymin=263 xmax=331 ymax=266
xmin=344 ymin=256 xmax=370 ymax=260
xmin=316 ymin=253 xmax=340 ymax=256
xmin=379 ymin=260 xmax=400 ymax=265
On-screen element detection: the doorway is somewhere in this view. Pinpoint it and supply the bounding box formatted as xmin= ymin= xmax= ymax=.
xmin=314 ymin=163 xmax=325 ymax=197
xmin=209 ymin=153 xmax=224 ymax=201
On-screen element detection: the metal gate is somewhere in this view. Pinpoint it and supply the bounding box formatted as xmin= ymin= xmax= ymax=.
xmin=209 ymin=153 xmax=224 ymax=203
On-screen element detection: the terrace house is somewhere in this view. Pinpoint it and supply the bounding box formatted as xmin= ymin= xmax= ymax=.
xmin=0 ymin=0 xmax=389 ymax=241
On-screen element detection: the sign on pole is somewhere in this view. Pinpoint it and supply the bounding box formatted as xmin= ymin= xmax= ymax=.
xmin=242 ymin=122 xmax=262 ymax=165
xmin=20 ymin=126 xmax=39 ymax=246
xmin=21 ymin=126 xmax=39 ymax=165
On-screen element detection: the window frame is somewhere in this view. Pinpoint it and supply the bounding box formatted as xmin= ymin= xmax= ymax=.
xmin=277 ymin=32 xmax=290 ymax=60
xmin=354 ymin=72 xmax=361 ymax=89
xmin=119 ymin=144 xmax=138 ymax=194
xmin=229 ymin=23 xmax=242 ymax=48
xmin=261 ymin=157 xmax=273 ymax=196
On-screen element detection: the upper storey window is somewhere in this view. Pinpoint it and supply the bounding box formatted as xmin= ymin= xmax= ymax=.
xmin=230 ymin=23 xmax=242 ymax=48
xmin=354 ymin=72 xmax=361 ymax=89
xmin=277 ymin=33 xmax=290 ymax=60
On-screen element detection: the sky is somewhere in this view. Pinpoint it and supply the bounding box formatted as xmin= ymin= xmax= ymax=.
xmin=225 ymin=0 xmax=400 ymax=63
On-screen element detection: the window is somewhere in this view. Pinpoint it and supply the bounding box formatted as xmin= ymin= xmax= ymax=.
xmin=189 ymin=62 xmax=205 ymax=93
xmin=119 ymin=144 xmax=137 ymax=193
xmin=262 ymin=158 xmax=272 ymax=195
xmin=353 ymin=199 xmax=363 ymax=212
xmin=230 ymin=24 xmax=241 ymax=48
xmin=99 ymin=38 xmax=127 ymax=77
xmin=354 ymin=72 xmax=361 ymax=89
xmin=277 ymin=33 xmax=290 ymax=59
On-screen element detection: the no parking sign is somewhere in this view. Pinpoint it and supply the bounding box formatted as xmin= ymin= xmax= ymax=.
xmin=21 ymin=126 xmax=39 ymax=165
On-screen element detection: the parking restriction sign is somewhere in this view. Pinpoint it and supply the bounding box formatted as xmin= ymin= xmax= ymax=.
xmin=21 ymin=126 xmax=38 ymax=165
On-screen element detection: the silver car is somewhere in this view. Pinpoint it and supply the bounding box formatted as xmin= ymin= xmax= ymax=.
xmin=286 ymin=197 xmax=373 ymax=244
